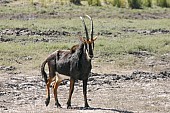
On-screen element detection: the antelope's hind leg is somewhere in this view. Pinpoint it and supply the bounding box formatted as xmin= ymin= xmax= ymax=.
xmin=45 ymin=60 xmax=56 ymax=106
xmin=45 ymin=78 xmax=52 ymax=106
xmin=53 ymin=76 xmax=62 ymax=108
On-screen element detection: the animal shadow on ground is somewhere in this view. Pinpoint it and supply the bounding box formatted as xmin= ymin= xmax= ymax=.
xmin=70 ymin=107 xmax=134 ymax=113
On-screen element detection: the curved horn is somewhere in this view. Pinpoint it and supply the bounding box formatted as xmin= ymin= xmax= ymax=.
xmin=86 ymin=15 xmax=93 ymax=41
xmin=80 ymin=16 xmax=89 ymax=40
xmin=86 ymin=15 xmax=95 ymax=49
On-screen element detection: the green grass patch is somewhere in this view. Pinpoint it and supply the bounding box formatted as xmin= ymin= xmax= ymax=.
xmin=0 ymin=3 xmax=170 ymax=73
xmin=95 ymin=35 xmax=170 ymax=57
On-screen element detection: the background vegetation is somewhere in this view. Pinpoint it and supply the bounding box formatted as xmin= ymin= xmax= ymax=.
xmin=27 ymin=0 xmax=170 ymax=8
xmin=0 ymin=0 xmax=170 ymax=74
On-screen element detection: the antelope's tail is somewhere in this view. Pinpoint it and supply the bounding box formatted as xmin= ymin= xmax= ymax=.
xmin=41 ymin=51 xmax=58 ymax=84
xmin=41 ymin=60 xmax=48 ymax=84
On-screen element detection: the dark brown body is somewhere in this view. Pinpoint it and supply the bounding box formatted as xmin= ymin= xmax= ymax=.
xmin=41 ymin=42 xmax=92 ymax=108
xmin=41 ymin=15 xmax=96 ymax=108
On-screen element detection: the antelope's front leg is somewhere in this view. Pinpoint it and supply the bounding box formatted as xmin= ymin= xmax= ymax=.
xmin=67 ymin=78 xmax=75 ymax=109
xmin=45 ymin=79 xmax=52 ymax=106
xmin=83 ymin=79 xmax=90 ymax=108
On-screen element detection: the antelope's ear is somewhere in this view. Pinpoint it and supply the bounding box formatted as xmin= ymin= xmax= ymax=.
xmin=91 ymin=36 xmax=97 ymax=43
xmin=70 ymin=44 xmax=79 ymax=53
xmin=93 ymin=36 xmax=97 ymax=41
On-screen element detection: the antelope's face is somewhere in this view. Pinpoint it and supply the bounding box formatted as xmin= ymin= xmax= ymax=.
xmin=83 ymin=37 xmax=97 ymax=59
xmin=80 ymin=15 xmax=97 ymax=59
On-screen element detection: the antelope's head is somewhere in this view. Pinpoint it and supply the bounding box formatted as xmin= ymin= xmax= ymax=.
xmin=80 ymin=15 xmax=97 ymax=59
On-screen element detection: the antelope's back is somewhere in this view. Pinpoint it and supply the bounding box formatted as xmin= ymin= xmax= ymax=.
xmin=55 ymin=50 xmax=72 ymax=76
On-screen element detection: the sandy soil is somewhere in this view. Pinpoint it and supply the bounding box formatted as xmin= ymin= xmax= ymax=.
xmin=0 ymin=66 xmax=170 ymax=113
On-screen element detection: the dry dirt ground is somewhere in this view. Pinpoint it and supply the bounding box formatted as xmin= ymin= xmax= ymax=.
xmin=0 ymin=64 xmax=170 ymax=113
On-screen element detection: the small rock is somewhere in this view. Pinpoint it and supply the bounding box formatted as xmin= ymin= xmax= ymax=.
xmin=5 ymin=66 xmax=16 ymax=71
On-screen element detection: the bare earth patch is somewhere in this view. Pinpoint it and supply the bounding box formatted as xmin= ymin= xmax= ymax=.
xmin=0 ymin=67 xmax=170 ymax=113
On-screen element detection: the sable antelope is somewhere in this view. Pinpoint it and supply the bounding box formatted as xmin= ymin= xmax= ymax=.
xmin=41 ymin=15 xmax=97 ymax=108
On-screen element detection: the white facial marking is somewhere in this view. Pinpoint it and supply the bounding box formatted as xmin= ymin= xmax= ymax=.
xmin=86 ymin=49 xmax=91 ymax=60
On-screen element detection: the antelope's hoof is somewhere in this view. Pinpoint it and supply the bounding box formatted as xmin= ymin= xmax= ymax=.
xmin=67 ymin=105 xmax=72 ymax=109
xmin=85 ymin=104 xmax=90 ymax=108
xmin=67 ymin=103 xmax=72 ymax=109
xmin=55 ymin=103 xmax=62 ymax=108
xmin=67 ymin=101 xmax=71 ymax=109
xmin=45 ymin=98 xmax=50 ymax=106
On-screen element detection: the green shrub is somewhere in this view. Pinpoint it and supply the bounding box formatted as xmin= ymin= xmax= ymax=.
xmin=143 ymin=0 xmax=152 ymax=7
xmin=70 ymin=0 xmax=81 ymax=4
xmin=107 ymin=0 xmax=117 ymax=6
xmin=157 ymin=0 xmax=170 ymax=7
xmin=106 ymin=0 xmax=128 ymax=8
xmin=128 ymin=0 xmax=143 ymax=9
xmin=88 ymin=0 xmax=101 ymax=6
xmin=114 ymin=0 xmax=120 ymax=7
xmin=118 ymin=0 xmax=128 ymax=8
xmin=30 ymin=0 xmax=34 ymax=5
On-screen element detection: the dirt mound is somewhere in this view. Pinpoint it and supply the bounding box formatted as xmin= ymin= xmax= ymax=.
xmin=0 ymin=28 xmax=73 ymax=43
xmin=90 ymin=71 xmax=170 ymax=85
xmin=0 ymin=28 xmax=71 ymax=37
xmin=123 ymin=28 xmax=170 ymax=35
xmin=0 ymin=0 xmax=12 ymax=4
